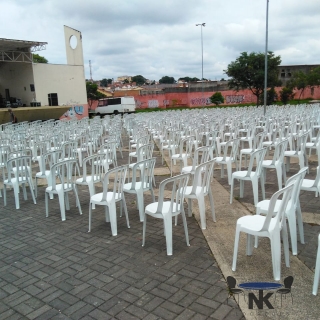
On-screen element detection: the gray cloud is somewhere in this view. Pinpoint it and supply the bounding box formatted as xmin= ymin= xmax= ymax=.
xmin=1 ymin=0 xmax=319 ymax=82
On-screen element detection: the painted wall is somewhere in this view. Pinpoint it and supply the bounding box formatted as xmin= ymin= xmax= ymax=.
xmin=33 ymin=63 xmax=87 ymax=106
xmin=0 ymin=62 xmax=35 ymax=105
xmin=60 ymin=104 xmax=88 ymax=120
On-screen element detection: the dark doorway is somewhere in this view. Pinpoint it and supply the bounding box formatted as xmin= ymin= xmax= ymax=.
xmin=5 ymin=89 xmax=10 ymax=101
xmin=48 ymin=93 xmax=58 ymax=106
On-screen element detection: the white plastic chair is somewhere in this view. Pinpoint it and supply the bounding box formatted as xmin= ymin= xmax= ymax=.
xmin=123 ymin=158 xmax=156 ymax=222
xmin=232 ymin=183 xmax=294 ymax=281
xmin=88 ymin=165 xmax=129 ymax=236
xmin=142 ymin=173 xmax=190 ymax=255
xmin=3 ymin=155 xmax=37 ymax=209
xmin=0 ymin=145 xmax=10 ymax=198
xmin=239 ymin=131 xmax=266 ymax=169
xmin=170 ymin=136 xmax=194 ymax=177
xmin=35 ymin=149 xmax=63 ymax=198
xmin=255 ymin=167 xmax=308 ymax=255
xmin=214 ymin=138 xmax=240 ymax=185
xmin=75 ymin=153 xmax=104 ymax=203
xmin=230 ymin=148 xmax=267 ymax=206
xmin=184 ymin=159 xmax=216 ymax=230
xmin=312 ymin=233 xmax=320 ymax=295
xmin=300 ymin=166 xmax=320 ymax=197
xmin=262 ymin=139 xmax=288 ymax=190
xmin=181 ymin=145 xmax=211 ymax=176
xmin=45 ymin=159 xmax=82 ymax=221
xmin=284 ymin=131 xmax=309 ymax=172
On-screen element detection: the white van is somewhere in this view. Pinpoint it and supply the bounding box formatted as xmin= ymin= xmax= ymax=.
xmin=95 ymin=96 xmax=136 ymax=116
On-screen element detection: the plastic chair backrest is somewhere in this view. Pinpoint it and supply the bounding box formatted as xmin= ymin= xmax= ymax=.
xmin=246 ymin=148 xmax=267 ymax=177
xmin=222 ymin=138 xmax=240 ymax=161
xmin=260 ymin=183 xmax=294 ymax=232
xmin=101 ymin=165 xmax=128 ymax=202
xmin=6 ymin=155 xmax=32 ymax=183
xmin=191 ymin=159 xmax=215 ymax=194
xmin=131 ymin=158 xmax=156 ymax=190
xmin=272 ymin=139 xmax=288 ymax=164
xmin=39 ymin=149 xmax=63 ymax=175
xmin=192 ymin=146 xmax=211 ymax=170
xmin=50 ymin=159 xmax=77 ymax=192
xmin=81 ymin=153 xmax=104 ymax=184
xmin=285 ymin=167 xmax=308 ymax=210
xmin=156 ymin=173 xmax=190 ymax=215
xmin=136 ymin=143 xmax=154 ymax=162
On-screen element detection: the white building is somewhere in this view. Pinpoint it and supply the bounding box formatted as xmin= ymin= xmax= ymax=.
xmin=0 ymin=26 xmax=87 ymax=107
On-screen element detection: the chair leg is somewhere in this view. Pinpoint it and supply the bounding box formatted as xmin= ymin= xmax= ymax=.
xmin=57 ymin=192 xmax=66 ymax=221
xmin=163 ymin=215 xmax=173 ymax=255
xmin=181 ymin=207 xmax=190 ymax=246
xmin=296 ymin=201 xmax=305 ymax=244
xmin=136 ymin=190 xmax=145 ymax=222
xmin=73 ymin=186 xmax=82 ymax=215
xmin=208 ymin=188 xmax=216 ymax=222
xmin=197 ymin=195 xmax=206 ymax=230
xmin=232 ymin=226 xmax=241 ymax=271
xmin=108 ymin=201 xmax=118 ymax=236
xmin=230 ymin=177 xmax=234 ymax=204
xmin=88 ymin=203 xmax=93 ymax=232
xmin=286 ymin=209 xmax=298 ymax=255
xmin=313 ymin=244 xmax=320 ymax=295
xmin=122 ymin=195 xmax=130 ymax=229
xmin=142 ymin=214 xmax=147 ymax=247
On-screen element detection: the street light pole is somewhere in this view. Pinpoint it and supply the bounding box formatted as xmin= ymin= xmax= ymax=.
xmin=196 ymin=23 xmax=205 ymax=81
xmin=264 ymin=0 xmax=269 ymax=115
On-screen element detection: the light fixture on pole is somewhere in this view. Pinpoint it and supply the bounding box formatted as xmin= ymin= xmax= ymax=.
xmin=263 ymin=0 xmax=269 ymax=115
xmin=196 ymin=23 xmax=205 ymax=81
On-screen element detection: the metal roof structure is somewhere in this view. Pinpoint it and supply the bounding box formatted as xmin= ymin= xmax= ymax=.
xmin=0 ymin=38 xmax=47 ymax=63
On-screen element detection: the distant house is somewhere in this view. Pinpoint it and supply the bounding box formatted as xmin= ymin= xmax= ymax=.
xmin=278 ymin=64 xmax=320 ymax=85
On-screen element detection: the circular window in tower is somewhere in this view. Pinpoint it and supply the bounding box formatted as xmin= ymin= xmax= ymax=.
xmin=70 ymin=35 xmax=77 ymax=49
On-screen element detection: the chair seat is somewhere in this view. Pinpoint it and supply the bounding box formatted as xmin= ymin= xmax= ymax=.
xmin=123 ymin=182 xmax=151 ymax=193
xmin=240 ymin=148 xmax=254 ymax=154
xmin=232 ymin=171 xmax=256 ymax=180
xmin=76 ymin=175 xmax=100 ymax=185
xmin=145 ymin=201 xmax=181 ymax=217
xmin=90 ymin=192 xmax=121 ymax=205
xmin=301 ymin=179 xmax=316 ymax=189
xmin=237 ymin=215 xmax=278 ymax=233
xmin=46 ymin=184 xmax=74 ymax=193
xmin=184 ymin=185 xmax=209 ymax=197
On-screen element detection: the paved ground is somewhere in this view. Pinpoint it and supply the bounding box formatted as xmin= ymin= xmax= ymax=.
xmin=0 ymin=134 xmax=244 ymax=320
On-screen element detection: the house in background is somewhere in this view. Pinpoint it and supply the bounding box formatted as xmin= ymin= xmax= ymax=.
xmin=0 ymin=25 xmax=87 ymax=108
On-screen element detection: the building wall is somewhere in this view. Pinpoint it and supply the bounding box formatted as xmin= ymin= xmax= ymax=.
xmin=0 ymin=62 xmax=35 ymax=105
xmin=33 ymin=63 xmax=87 ymax=106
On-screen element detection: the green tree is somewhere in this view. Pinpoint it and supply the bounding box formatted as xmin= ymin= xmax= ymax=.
xmin=259 ymin=87 xmax=278 ymax=105
xmin=224 ymin=51 xmax=281 ymax=105
xmin=289 ymin=66 xmax=320 ymax=100
xmin=86 ymin=82 xmax=106 ymax=109
xmin=32 ymin=53 xmax=48 ymax=63
xmin=159 ymin=76 xmax=175 ymax=84
xmin=132 ymin=75 xmax=146 ymax=85
xmin=178 ymin=77 xmax=200 ymax=82
xmin=280 ymin=87 xmax=294 ymax=104
xmin=210 ymin=92 xmax=224 ymax=105
xmin=288 ymin=71 xmax=307 ymax=101
xmin=100 ymin=78 xmax=108 ymax=87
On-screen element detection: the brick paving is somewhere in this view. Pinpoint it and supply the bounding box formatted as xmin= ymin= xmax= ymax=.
xmin=0 ymin=134 xmax=244 ymax=320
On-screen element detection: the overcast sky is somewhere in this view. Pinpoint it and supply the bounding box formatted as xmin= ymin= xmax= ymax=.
xmin=1 ymin=0 xmax=319 ymax=82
